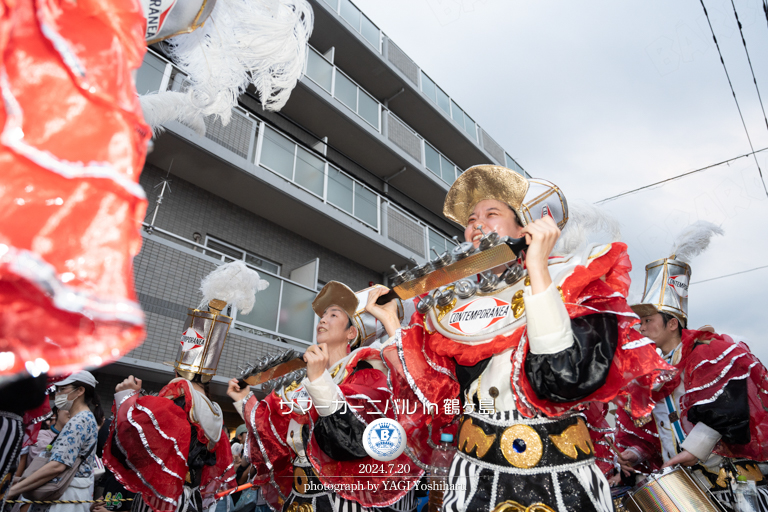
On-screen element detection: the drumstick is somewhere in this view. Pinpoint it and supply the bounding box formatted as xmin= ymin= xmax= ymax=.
xmin=607 ymin=438 xmax=651 ymax=476
xmin=606 ymin=438 xmax=622 ymax=456
xmin=216 ymin=482 xmax=254 ymax=499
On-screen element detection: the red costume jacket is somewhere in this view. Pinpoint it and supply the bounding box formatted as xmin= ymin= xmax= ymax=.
xmin=242 ymin=347 xmax=423 ymax=510
xmin=615 ymin=329 xmax=768 ymax=472
xmin=380 ymin=242 xmax=673 ymax=469
xmin=104 ymin=380 xmax=235 ymax=512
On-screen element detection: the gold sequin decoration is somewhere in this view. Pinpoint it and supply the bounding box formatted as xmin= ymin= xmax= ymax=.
xmin=284 ymin=380 xmax=301 ymax=393
xmin=716 ymin=468 xmax=730 ymax=489
xmin=737 ymin=463 xmax=764 ymax=482
xmin=458 ymin=418 xmax=496 ymax=458
xmin=549 ymin=419 xmax=594 ymax=459
xmin=287 ymin=502 xmax=313 ymax=512
xmin=500 ymin=424 xmax=543 ymax=469
xmin=330 ymin=363 xmax=343 ymax=379
xmin=511 ymin=290 xmax=525 ymax=319
xmin=632 ymin=415 xmax=652 ymax=427
xmin=524 ymin=276 xmax=531 ymax=287
xmin=492 ymin=500 xmax=556 ymax=512
xmin=443 ymin=165 xmax=530 ymax=227
xmin=557 ymin=286 xmax=565 ymax=302
xmin=436 ymin=297 xmax=458 ymax=322
xmin=293 ymin=467 xmax=309 ymax=495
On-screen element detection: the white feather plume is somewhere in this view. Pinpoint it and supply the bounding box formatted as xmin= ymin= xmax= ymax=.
xmin=668 ymin=221 xmax=724 ymax=262
xmin=199 ymin=260 xmax=269 ymax=315
xmin=140 ymin=92 xmax=207 ymax=136
xmin=552 ymin=201 xmax=622 ymax=256
xmin=141 ymin=0 xmax=313 ymax=134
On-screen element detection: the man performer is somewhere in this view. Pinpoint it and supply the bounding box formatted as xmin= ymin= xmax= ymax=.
xmin=615 ymin=222 xmax=768 ymax=510
xmin=368 ymin=165 xmax=672 ymax=512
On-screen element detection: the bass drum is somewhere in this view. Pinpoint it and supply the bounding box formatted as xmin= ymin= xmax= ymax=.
xmin=623 ymin=466 xmax=721 ymax=512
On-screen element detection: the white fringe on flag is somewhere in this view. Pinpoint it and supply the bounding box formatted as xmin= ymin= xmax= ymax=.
xmin=141 ymin=0 xmax=313 ymax=135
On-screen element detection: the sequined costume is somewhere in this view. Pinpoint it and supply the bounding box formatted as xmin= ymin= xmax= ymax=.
xmin=615 ymin=329 xmax=768 ymax=509
xmin=379 ymin=166 xmax=672 ymax=512
xmin=236 ymin=344 xmax=423 ymax=512
xmin=104 ymin=263 xmax=268 ymax=512
xmin=385 ymin=243 xmax=672 ymax=512
xmin=614 ymin=221 xmax=768 ymax=510
xmin=104 ymin=378 xmax=235 ymax=512
xmin=0 ymin=0 xmax=151 ymax=382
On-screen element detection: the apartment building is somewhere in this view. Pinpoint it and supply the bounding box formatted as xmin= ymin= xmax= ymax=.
xmin=93 ymin=0 xmax=527 ymax=424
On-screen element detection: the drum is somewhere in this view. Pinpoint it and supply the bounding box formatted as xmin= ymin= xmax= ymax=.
xmin=612 ymin=485 xmax=632 ymax=512
xmin=623 ymin=466 xmax=721 ymax=512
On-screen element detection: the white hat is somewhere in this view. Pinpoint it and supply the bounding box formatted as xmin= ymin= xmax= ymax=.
xmin=56 ymin=370 xmax=98 ymax=389
xmin=630 ymin=221 xmax=724 ymax=328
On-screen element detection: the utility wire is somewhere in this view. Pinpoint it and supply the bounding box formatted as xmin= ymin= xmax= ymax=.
xmin=729 ymin=0 xmax=768 ymax=132
xmin=692 ymin=264 xmax=768 ymax=284
xmin=764 ymin=1 xmax=768 ymax=29
xmin=699 ymin=0 xmax=768 ymax=198
xmin=594 ymin=146 xmax=768 ymax=204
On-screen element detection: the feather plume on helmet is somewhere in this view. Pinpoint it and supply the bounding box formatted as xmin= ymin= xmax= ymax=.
xmin=170 ymin=261 xmax=269 ymax=382
xmin=631 ymin=221 xmax=724 ymax=326
xmin=199 ymin=260 xmax=269 ymax=314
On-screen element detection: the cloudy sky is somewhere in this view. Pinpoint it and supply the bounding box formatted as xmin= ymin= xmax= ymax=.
xmin=354 ymin=0 xmax=768 ymax=360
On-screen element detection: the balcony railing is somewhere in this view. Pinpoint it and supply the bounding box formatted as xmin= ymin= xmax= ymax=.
xmin=306 ymin=47 xmax=380 ymax=130
xmin=313 ymin=0 xmax=528 ymax=176
xmin=304 ymin=46 xmax=463 ymax=186
xmin=259 ymin=124 xmax=381 ymax=230
xmin=143 ymin=224 xmax=317 ymax=346
xmin=137 ymin=50 xmax=456 ymax=261
xmin=420 ymin=71 xmax=478 ymax=142
xmin=321 ymin=0 xmax=382 ymax=52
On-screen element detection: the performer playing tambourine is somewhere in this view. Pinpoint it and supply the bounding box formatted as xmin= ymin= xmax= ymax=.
xmin=615 ymin=222 xmax=768 ymax=510
xmin=367 ymin=165 xmax=673 ymax=512
xmin=227 ymin=281 xmax=421 ymax=512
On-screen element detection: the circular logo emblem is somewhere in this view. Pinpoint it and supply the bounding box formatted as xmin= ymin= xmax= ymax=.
xmin=362 ymin=418 xmax=406 ymax=461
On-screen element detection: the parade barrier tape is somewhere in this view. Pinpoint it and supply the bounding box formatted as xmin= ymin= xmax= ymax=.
xmin=3 ymin=498 xmax=134 ymax=504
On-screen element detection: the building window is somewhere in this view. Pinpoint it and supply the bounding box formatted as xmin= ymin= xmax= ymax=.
xmin=428 ymin=228 xmax=451 ymax=256
xmin=204 ymin=236 xmax=281 ymax=275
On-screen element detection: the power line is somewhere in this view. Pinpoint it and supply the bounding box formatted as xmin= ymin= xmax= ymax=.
xmin=692 ymin=264 xmax=768 ymax=284
xmin=764 ymin=1 xmax=768 ymax=29
xmin=594 ymin=146 xmax=768 ymax=204
xmin=728 ymin=0 xmax=768 ymax=132
xmin=699 ymin=0 xmax=768 ymax=198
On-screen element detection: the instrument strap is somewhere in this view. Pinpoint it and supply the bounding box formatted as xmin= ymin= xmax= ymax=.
xmin=664 ymin=394 xmax=686 ymax=451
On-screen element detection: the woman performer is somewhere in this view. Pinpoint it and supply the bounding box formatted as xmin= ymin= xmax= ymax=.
xmin=368 ymin=165 xmax=672 ymax=512
xmin=227 ymin=281 xmax=421 ymax=512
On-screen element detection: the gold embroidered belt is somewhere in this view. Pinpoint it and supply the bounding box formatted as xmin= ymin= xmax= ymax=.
xmin=457 ymin=414 xmax=595 ymax=470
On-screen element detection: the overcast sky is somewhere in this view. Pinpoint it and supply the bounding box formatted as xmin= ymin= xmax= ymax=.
xmin=353 ymin=0 xmax=768 ymax=361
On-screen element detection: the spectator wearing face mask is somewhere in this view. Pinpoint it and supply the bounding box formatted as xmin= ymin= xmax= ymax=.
xmin=10 ymin=408 xmax=71 ymax=512
xmin=8 ymin=371 xmax=103 ymax=512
